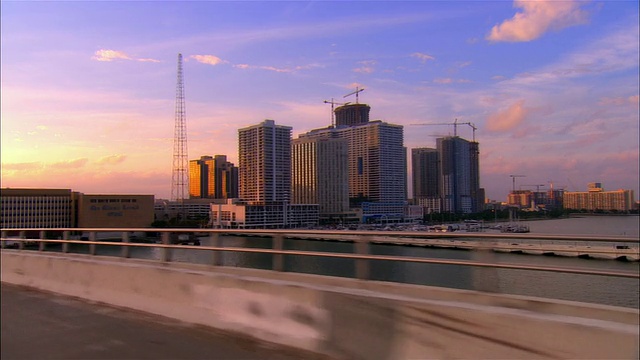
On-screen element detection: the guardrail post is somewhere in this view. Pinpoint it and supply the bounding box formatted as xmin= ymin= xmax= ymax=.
xmin=211 ymin=232 xmax=221 ymax=266
xmin=121 ymin=232 xmax=130 ymax=258
xmin=62 ymin=231 xmax=70 ymax=253
xmin=355 ymin=236 xmax=370 ymax=280
xmin=273 ymin=234 xmax=284 ymax=272
xmin=39 ymin=230 xmax=46 ymax=251
xmin=89 ymin=232 xmax=96 ymax=255
xmin=1 ymin=231 xmax=6 ymax=249
xmin=19 ymin=231 xmax=25 ymax=250
xmin=162 ymin=232 xmax=171 ymax=262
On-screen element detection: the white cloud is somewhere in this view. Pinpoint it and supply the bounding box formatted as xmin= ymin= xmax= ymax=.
xmin=92 ymin=49 xmax=131 ymax=62
xmin=412 ymin=52 xmax=436 ymax=63
xmin=92 ymin=49 xmax=160 ymax=63
xmin=233 ymin=63 xmax=322 ymax=73
xmin=487 ymin=0 xmax=589 ymax=42
xmin=190 ymin=55 xmax=227 ymax=66
xmin=503 ymin=24 xmax=639 ymax=86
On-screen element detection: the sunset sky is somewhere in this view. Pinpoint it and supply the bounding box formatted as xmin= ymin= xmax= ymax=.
xmin=2 ymin=1 xmax=638 ymax=201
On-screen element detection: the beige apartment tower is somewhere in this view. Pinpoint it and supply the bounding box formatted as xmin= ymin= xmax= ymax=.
xmin=292 ymin=136 xmax=349 ymax=219
xmin=302 ymin=120 xmax=405 ymax=206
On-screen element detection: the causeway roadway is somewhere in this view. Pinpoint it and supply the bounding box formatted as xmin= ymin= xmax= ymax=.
xmin=0 ymin=283 xmax=328 ymax=360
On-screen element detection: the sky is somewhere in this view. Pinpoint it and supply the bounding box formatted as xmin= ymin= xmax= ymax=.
xmin=1 ymin=0 xmax=638 ymax=202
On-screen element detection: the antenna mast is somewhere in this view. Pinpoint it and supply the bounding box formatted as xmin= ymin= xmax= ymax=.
xmin=171 ymin=53 xmax=189 ymax=202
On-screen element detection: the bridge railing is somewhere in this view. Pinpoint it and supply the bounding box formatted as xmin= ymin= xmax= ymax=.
xmin=1 ymin=228 xmax=638 ymax=281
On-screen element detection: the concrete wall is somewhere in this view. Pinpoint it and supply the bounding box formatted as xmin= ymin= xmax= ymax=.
xmin=2 ymin=250 xmax=638 ymax=359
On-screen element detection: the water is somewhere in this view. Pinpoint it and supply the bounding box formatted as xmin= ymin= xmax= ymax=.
xmin=520 ymin=215 xmax=639 ymax=237
xmin=41 ymin=216 xmax=640 ymax=309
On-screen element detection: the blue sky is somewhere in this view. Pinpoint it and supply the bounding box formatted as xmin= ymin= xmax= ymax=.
xmin=2 ymin=1 xmax=638 ymax=201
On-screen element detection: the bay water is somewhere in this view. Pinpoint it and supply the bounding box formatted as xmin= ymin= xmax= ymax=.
xmin=63 ymin=215 xmax=639 ymax=308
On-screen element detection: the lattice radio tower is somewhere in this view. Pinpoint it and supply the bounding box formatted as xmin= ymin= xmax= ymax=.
xmin=171 ymin=53 xmax=189 ymax=202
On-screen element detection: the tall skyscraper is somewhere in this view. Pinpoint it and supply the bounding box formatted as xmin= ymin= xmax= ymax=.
xmin=412 ymin=147 xmax=439 ymax=199
xmin=238 ymin=120 xmax=292 ymax=204
xmin=291 ymin=136 xmax=349 ymax=219
xmin=303 ymin=120 xmax=405 ymax=207
xmin=436 ymin=136 xmax=481 ymax=213
xmin=189 ymin=155 xmax=238 ymax=199
xmin=213 ymin=155 xmax=239 ymax=199
xmin=189 ymin=156 xmax=214 ymax=198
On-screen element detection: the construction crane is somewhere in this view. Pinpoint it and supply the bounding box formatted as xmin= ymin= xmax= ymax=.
xmin=410 ymin=118 xmax=478 ymax=141
xmin=323 ymin=98 xmax=350 ymax=127
xmin=509 ymin=175 xmax=526 ymax=192
xmin=343 ymin=86 xmax=365 ymax=103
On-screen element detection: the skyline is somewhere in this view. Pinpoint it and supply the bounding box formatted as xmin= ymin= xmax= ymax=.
xmin=1 ymin=1 xmax=638 ymax=201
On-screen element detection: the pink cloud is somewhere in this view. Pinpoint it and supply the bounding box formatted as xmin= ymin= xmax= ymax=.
xmin=190 ymin=55 xmax=226 ymax=66
xmin=486 ymin=100 xmax=528 ymax=132
xmin=1 ymin=162 xmax=43 ymax=172
xmin=599 ymin=95 xmax=639 ymax=107
xmin=487 ymin=0 xmax=589 ymax=42
xmin=433 ymin=78 xmax=453 ymax=84
xmin=1 ymin=170 xmax=170 ymax=198
xmin=96 ymin=154 xmax=127 ymax=165
xmin=432 ymin=78 xmax=471 ymax=84
xmin=50 ymin=158 xmax=89 ymax=169
xmin=353 ymin=60 xmax=376 ymax=74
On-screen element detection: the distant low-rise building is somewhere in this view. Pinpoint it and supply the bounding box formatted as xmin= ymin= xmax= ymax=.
xmin=563 ymin=183 xmax=635 ymax=212
xmin=77 ymin=194 xmax=154 ymax=228
xmin=0 ymin=188 xmax=77 ymax=229
xmin=1 ymin=188 xmax=155 ymax=229
xmin=210 ymin=199 xmax=318 ymax=229
xmin=154 ymin=198 xmax=218 ymax=222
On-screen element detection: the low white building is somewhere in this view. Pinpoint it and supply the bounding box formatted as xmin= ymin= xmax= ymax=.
xmin=210 ymin=199 xmax=318 ymax=229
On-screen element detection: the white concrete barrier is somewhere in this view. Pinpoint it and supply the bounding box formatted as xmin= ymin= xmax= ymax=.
xmin=2 ymin=250 xmax=638 ymax=359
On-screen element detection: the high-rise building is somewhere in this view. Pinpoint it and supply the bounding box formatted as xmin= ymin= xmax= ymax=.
xmin=212 ymin=155 xmax=238 ymax=199
xmin=303 ymin=120 xmax=405 ymax=207
xmin=291 ymin=136 xmax=349 ymax=220
xmin=334 ymin=103 xmax=371 ymax=127
xmin=238 ymin=119 xmax=292 ymax=204
xmin=189 ymin=155 xmax=239 ymax=199
xmin=436 ymin=136 xmax=482 ymax=213
xmin=412 ymin=148 xmax=439 ymax=199
xmin=189 ymin=156 xmax=215 ymax=198
xmin=300 ymin=121 xmax=407 ymax=223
